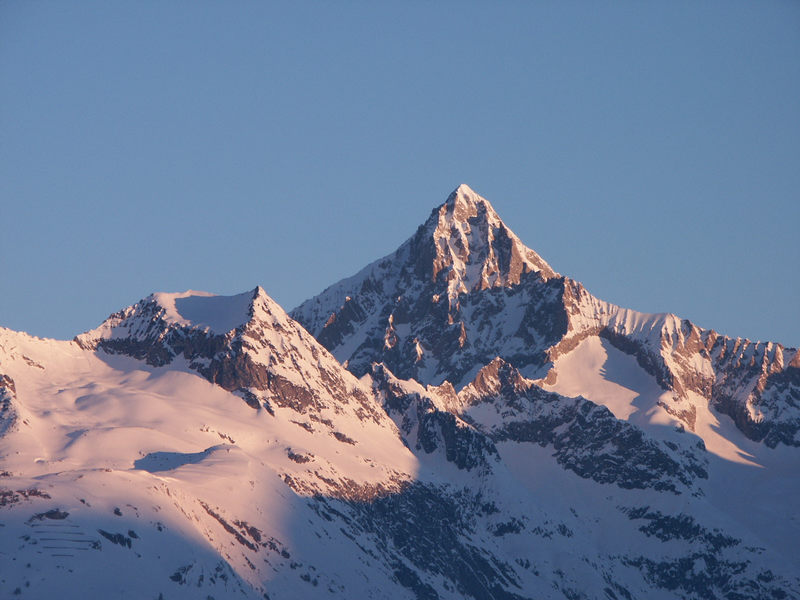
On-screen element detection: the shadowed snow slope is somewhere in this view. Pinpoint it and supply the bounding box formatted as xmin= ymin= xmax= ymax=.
xmin=171 ymin=290 xmax=255 ymax=333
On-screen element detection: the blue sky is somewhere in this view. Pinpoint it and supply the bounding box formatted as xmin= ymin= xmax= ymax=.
xmin=1 ymin=1 xmax=798 ymax=345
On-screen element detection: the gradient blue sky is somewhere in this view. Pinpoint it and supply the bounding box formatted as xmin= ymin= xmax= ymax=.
xmin=1 ymin=2 xmax=798 ymax=345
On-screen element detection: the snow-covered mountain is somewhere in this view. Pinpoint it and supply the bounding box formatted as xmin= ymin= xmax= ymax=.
xmin=292 ymin=184 xmax=800 ymax=450
xmin=1 ymin=185 xmax=798 ymax=599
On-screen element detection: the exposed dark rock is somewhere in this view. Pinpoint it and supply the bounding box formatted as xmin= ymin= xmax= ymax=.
xmin=460 ymin=360 xmax=708 ymax=493
xmin=331 ymin=431 xmax=357 ymax=445
xmin=199 ymin=502 xmax=257 ymax=552
xmin=623 ymin=506 xmax=739 ymax=551
xmin=313 ymin=482 xmax=530 ymax=600
xmin=0 ymin=489 xmax=50 ymax=508
xmin=373 ymin=364 xmax=499 ymax=472
xmin=98 ymin=529 xmax=133 ymax=549
xmin=28 ymin=508 xmax=69 ymax=521
xmin=169 ymin=564 xmax=192 ymax=584
xmin=0 ymin=374 xmax=17 ymax=435
xmin=286 ymin=449 xmax=312 ymax=464
xmin=621 ymin=553 xmax=789 ymax=600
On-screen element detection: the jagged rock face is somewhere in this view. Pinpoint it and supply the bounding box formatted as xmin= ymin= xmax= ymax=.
xmin=708 ymin=338 xmax=800 ymax=447
xmin=374 ymin=355 xmax=708 ymax=494
xmin=294 ymin=185 xmax=800 ymax=448
xmin=0 ymin=373 xmax=17 ymax=436
xmin=425 ymin=186 xmax=556 ymax=292
xmin=311 ymin=484 xmax=535 ymax=600
xmin=292 ymin=185 xmax=566 ymax=386
xmin=372 ymin=363 xmax=500 ymax=473
xmin=453 ymin=359 xmax=708 ymax=494
xmin=75 ymin=287 xmax=384 ymax=423
xmin=560 ymin=279 xmax=800 ymax=445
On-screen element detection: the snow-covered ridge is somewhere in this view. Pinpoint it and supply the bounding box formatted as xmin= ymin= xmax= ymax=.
xmin=293 ymin=184 xmax=799 ymax=451
xmin=2 ymin=183 xmax=799 ymax=599
xmin=71 ymin=286 xmax=395 ymax=435
xmin=558 ymin=277 xmax=800 ymax=447
xmin=77 ymin=288 xmax=261 ymax=347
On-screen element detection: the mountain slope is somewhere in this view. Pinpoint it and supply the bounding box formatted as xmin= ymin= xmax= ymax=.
xmin=291 ymin=184 xmax=800 ymax=451
xmin=289 ymin=183 xmax=800 ymax=598
xmin=369 ymin=361 xmax=800 ymax=600
xmin=1 ymin=185 xmax=798 ymax=599
xmin=3 ymin=286 xmax=798 ymax=599
xmin=0 ymin=290 xmax=420 ymax=598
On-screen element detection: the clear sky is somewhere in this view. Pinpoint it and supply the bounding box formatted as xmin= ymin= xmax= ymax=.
xmin=1 ymin=1 xmax=798 ymax=346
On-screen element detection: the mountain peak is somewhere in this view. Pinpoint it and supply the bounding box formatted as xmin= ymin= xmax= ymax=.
xmin=290 ymin=186 xmax=562 ymax=378
xmin=461 ymin=357 xmax=531 ymax=401
xmin=75 ymin=287 xmax=286 ymax=355
xmin=442 ymin=183 xmax=500 ymax=226
xmin=425 ymin=185 xmax=557 ymax=298
xmin=452 ymin=182 xmax=477 ymax=196
xmin=80 ymin=288 xmax=259 ymax=344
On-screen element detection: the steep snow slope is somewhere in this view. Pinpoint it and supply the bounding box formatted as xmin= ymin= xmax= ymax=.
xmin=557 ymin=280 xmax=800 ymax=448
xmin=0 ymin=292 xmax=422 ymax=599
xmin=543 ymin=336 xmax=756 ymax=465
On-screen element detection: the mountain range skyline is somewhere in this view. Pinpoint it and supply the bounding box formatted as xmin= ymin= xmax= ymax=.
xmin=3 ymin=5 xmax=797 ymax=597
xmin=3 ymin=3 xmax=798 ymax=348
xmin=1 ymin=184 xmax=797 ymax=599
xmin=4 ymin=183 xmax=792 ymax=352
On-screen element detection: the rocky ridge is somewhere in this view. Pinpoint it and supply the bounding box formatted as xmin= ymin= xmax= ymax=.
xmin=1 ymin=185 xmax=798 ymax=599
xmin=75 ymin=286 xmax=386 ymax=428
xmin=292 ymin=184 xmax=800 ymax=448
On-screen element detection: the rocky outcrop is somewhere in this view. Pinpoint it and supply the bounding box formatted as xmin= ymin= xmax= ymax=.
xmin=372 ymin=363 xmax=499 ymax=472
xmin=321 ymin=483 xmax=531 ymax=600
xmin=0 ymin=374 xmax=16 ymax=436
xmin=373 ymin=357 xmax=708 ymax=494
xmin=709 ymin=340 xmax=800 ymax=447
